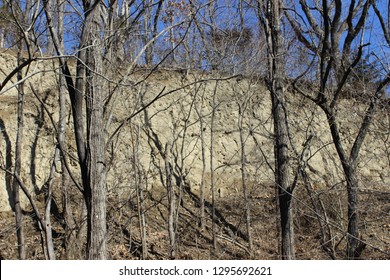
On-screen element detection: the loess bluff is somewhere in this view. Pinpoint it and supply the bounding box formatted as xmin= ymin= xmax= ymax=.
xmin=0 ymin=51 xmax=389 ymax=212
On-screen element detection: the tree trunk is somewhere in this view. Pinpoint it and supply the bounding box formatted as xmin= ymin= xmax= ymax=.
xmin=260 ymin=0 xmax=295 ymax=259
xmin=238 ymin=101 xmax=253 ymax=254
xmin=210 ymin=82 xmax=218 ymax=250
xmin=86 ymin=51 xmax=107 ymax=258
xmin=272 ymin=88 xmax=294 ymax=259
xmin=324 ymin=107 xmax=360 ymax=258
xmin=78 ymin=1 xmax=107 ymax=260
xmin=134 ymin=122 xmax=148 ymax=259
xmin=13 ymin=46 xmax=26 ymax=260
xmin=194 ymin=92 xmax=206 ymax=229
xmin=56 ymin=0 xmax=76 ymax=259
xmin=346 ymin=167 xmax=359 ymax=259
xmin=165 ymin=142 xmax=176 ymax=259
xmin=44 ymin=148 xmax=58 ymax=260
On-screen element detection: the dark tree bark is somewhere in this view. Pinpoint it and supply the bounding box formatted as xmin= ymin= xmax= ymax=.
xmin=258 ymin=0 xmax=295 ymax=259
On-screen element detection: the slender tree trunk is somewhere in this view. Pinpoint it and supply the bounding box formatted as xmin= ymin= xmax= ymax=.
xmin=346 ymin=167 xmax=359 ymax=259
xmin=83 ymin=2 xmax=107 ymax=260
xmin=142 ymin=0 xmax=163 ymax=66
xmin=260 ymin=0 xmax=295 ymax=259
xmin=166 ymin=142 xmax=176 ymax=259
xmin=13 ymin=45 xmax=26 ymax=260
xmin=137 ymin=173 xmax=148 ymax=260
xmin=0 ymin=29 xmax=4 ymax=49
xmin=210 ymin=82 xmax=217 ymax=250
xmin=199 ymin=115 xmax=206 ymax=230
xmin=238 ymin=102 xmax=253 ymax=254
xmin=134 ymin=122 xmax=147 ymax=259
xmin=85 ymin=50 xmax=107 ymax=258
xmin=194 ymin=91 xmax=206 ymax=229
xmin=273 ymin=93 xmax=294 ymax=259
xmin=324 ymin=107 xmax=360 ymax=258
xmin=55 ymin=0 xmax=75 ymax=259
xmin=44 ymin=149 xmax=57 ymax=260
xmin=45 ymin=0 xmax=55 ymax=55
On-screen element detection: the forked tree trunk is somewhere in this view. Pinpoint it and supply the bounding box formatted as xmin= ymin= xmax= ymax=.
xmin=323 ymin=108 xmax=361 ymax=259
xmin=66 ymin=1 xmax=108 ymax=260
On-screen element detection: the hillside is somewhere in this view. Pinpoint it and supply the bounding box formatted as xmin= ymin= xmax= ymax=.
xmin=0 ymin=51 xmax=389 ymax=260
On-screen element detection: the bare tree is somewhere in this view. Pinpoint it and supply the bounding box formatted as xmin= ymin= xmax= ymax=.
xmin=286 ymin=0 xmax=390 ymax=259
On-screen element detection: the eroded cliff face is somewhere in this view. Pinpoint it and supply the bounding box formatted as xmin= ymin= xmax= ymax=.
xmin=0 ymin=52 xmax=389 ymax=212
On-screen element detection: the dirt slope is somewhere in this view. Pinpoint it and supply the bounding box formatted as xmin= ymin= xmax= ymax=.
xmin=0 ymin=52 xmax=389 ymax=259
